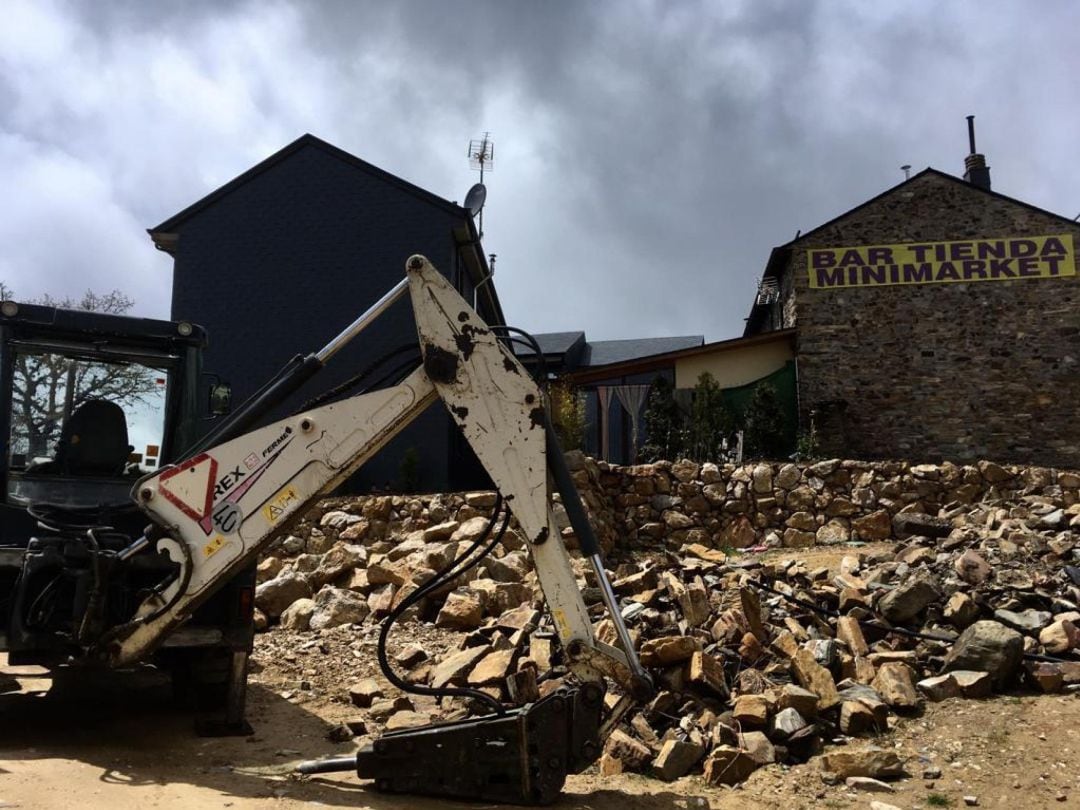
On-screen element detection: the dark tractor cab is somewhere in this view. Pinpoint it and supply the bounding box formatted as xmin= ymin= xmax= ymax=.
xmin=0 ymin=299 xmax=253 ymax=729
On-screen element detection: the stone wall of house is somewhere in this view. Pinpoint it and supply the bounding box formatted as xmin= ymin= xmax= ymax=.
xmin=783 ymin=171 xmax=1080 ymax=468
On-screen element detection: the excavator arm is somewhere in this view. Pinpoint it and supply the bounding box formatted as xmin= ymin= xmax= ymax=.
xmin=102 ymin=255 xmax=650 ymax=804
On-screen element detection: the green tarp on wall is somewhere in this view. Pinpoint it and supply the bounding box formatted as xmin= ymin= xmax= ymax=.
xmin=720 ymin=360 xmax=798 ymax=454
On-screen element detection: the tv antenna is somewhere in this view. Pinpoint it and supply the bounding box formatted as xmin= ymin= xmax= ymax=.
xmin=467 ymin=132 xmax=494 ymax=238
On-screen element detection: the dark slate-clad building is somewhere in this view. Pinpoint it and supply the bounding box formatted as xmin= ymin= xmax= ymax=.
xmin=744 ymin=125 xmax=1080 ymax=468
xmin=150 ymin=134 xmax=501 ymax=492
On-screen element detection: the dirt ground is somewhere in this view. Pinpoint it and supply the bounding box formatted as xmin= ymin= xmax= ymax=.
xmin=4 ymin=542 xmax=1080 ymax=810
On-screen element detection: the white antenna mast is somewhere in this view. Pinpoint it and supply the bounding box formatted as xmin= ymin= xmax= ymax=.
xmin=466 ymin=132 xmax=494 ymax=239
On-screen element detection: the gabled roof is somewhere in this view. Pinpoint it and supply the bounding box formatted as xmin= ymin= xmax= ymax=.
xmin=515 ymin=331 xmax=587 ymax=357
xmin=149 ymin=133 xmax=466 ymax=240
xmin=743 ymin=167 xmax=1080 ymax=336
xmin=781 ymin=168 xmax=1080 ymax=251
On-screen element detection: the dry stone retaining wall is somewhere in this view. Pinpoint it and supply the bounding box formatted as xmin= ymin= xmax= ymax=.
xmin=585 ymin=455 xmax=1080 ymax=551
xmin=295 ymin=453 xmax=1080 ymax=560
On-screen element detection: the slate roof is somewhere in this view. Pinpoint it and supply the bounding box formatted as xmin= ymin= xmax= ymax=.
xmin=518 ymin=331 xmax=704 ymax=374
xmin=514 ymin=331 xmax=586 ymax=357
xmin=582 ymin=336 xmax=704 ymax=367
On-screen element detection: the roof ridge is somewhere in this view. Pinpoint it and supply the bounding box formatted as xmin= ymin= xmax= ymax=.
xmin=149 ymin=133 xmax=465 ymax=235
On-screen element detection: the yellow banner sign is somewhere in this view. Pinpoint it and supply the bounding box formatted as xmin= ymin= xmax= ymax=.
xmin=808 ymin=235 xmax=1075 ymax=290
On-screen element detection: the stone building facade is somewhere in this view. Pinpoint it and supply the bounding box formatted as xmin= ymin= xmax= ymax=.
xmin=745 ymin=169 xmax=1080 ymax=468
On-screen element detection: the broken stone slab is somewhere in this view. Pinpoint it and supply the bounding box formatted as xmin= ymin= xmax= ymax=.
xmin=599 ymin=752 xmax=624 ymax=776
xmin=395 ymin=644 xmax=428 ymax=669
xmin=385 ymin=710 xmax=432 ymax=731
xmin=836 ymin=616 xmax=869 ymax=656
xmin=496 ymin=604 xmax=540 ymax=634
xmin=871 ymin=662 xmax=920 ymax=709
xmin=818 ymin=746 xmax=906 ymax=779
xmin=771 ymin=707 xmax=808 ymax=740
xmin=467 ymin=649 xmax=518 ymax=687
xmin=639 ymin=635 xmax=702 ymax=667
xmin=778 ymin=684 xmax=819 ymax=718
xmin=732 ymin=694 xmax=770 ymax=728
xmin=954 ymin=549 xmax=992 ymax=585
xmin=310 ymin=586 xmax=371 ymax=630
xmin=917 ymin=673 xmax=961 ymax=702
xmin=682 ymin=543 xmax=728 ymax=564
xmin=347 ymin=678 xmax=383 ymax=708
xmin=687 ymin=651 xmax=728 ymax=697
xmin=279 ymin=597 xmax=316 ymax=631
xmin=430 ymin=645 xmax=491 ymax=689
xmin=311 ymin=542 xmax=368 ymax=587
xmin=369 ymin=696 xmax=414 ymax=721
xmin=944 ymin=591 xmax=980 ymax=630
xmin=434 ymin=588 xmax=484 ymax=630
xmin=702 ymin=745 xmax=760 ymax=786
xmin=255 ymin=571 xmax=313 ymax=619
xmin=837 ymin=683 xmax=889 ymax=727
xmin=740 ymin=731 xmax=776 ymax=766
xmin=604 ymin=729 xmax=652 ymax=771
xmin=1026 ymin=661 xmax=1065 ymax=693
xmin=506 ymin=666 xmax=540 ymax=705
xmin=866 ymin=650 xmax=917 ymax=666
xmin=839 ymin=700 xmax=878 ymax=735
xmin=664 ymin=573 xmax=711 ymax=627
xmin=942 ymin=620 xmax=1023 ymax=688
xmin=950 ymin=670 xmax=993 ymax=698
xmin=845 ymin=776 xmax=896 ymax=793
xmin=791 ymin=648 xmax=840 ymax=710
xmin=877 ymin=570 xmax=941 ymax=623
xmin=1040 ymin=619 xmax=1080 ymax=654
xmin=651 ymin=739 xmax=705 ymax=781
xmin=994 ymin=608 xmax=1053 ymax=634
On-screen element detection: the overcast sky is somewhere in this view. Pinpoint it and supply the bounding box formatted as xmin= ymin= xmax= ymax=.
xmin=2 ymin=0 xmax=1078 ymax=342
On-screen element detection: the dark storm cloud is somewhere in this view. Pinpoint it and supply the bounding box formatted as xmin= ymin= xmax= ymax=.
xmin=2 ymin=1 xmax=1079 ymax=338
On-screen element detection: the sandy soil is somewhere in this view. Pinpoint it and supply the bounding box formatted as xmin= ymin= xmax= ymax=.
xmin=3 ymin=662 xmax=1080 ymax=810
xmin=4 ymin=541 xmax=1080 ymax=809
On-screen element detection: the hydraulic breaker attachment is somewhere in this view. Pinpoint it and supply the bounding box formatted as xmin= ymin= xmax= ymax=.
xmin=296 ymin=683 xmax=605 ymax=805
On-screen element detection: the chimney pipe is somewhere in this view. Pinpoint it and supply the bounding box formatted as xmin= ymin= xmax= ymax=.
xmin=963 ymin=115 xmax=991 ymax=191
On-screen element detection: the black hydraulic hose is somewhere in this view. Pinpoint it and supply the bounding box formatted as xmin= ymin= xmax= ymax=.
xmin=88 ymin=528 xmax=194 ymax=655
xmin=376 ymin=496 xmax=511 ymax=715
xmin=77 ymin=528 xmax=105 ymax=645
xmin=543 ymin=411 xmax=601 ymax=557
xmin=187 ymin=352 xmax=324 ymax=456
xmin=296 ymin=756 xmax=356 ymax=775
xmin=299 ymin=344 xmax=419 ymax=411
xmin=296 ymin=509 xmax=512 ymax=779
xmin=358 ymin=355 xmax=422 ymax=394
xmin=745 ymin=578 xmax=1080 ymax=665
xmin=489 ymin=326 xmax=547 ymax=382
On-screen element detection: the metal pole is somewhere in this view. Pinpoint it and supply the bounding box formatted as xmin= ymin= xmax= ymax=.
xmin=316 ymin=277 xmax=409 ymax=364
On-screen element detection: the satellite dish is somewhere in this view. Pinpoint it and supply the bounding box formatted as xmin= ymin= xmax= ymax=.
xmin=464 ymin=183 xmax=487 ymax=217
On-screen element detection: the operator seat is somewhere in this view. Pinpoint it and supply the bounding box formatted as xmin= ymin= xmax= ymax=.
xmin=55 ymin=399 xmax=134 ymax=476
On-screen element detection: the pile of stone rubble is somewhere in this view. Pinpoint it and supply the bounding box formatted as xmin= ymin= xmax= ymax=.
xmin=253 ymin=455 xmax=1080 ymax=787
